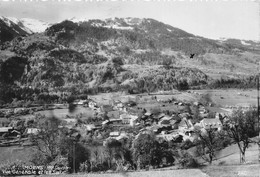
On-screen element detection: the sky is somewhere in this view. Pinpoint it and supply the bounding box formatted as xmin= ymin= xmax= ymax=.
xmin=0 ymin=0 xmax=258 ymax=41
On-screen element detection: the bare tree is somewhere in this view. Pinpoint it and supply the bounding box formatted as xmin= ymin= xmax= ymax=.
xmin=194 ymin=127 xmax=222 ymax=164
xmin=224 ymin=108 xmax=258 ymax=163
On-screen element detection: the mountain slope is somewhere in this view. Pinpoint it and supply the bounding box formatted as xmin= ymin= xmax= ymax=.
xmin=4 ymin=17 xmax=50 ymax=34
xmin=0 ymin=16 xmax=29 ymax=43
xmin=0 ymin=17 xmax=260 ymax=103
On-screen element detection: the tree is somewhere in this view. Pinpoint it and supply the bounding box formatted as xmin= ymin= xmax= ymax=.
xmin=199 ymin=93 xmax=213 ymax=106
xmin=65 ymin=139 xmax=90 ymax=173
xmin=29 ymin=116 xmax=69 ymax=166
xmin=162 ymin=58 xmax=173 ymax=69
xmin=224 ymin=108 xmax=258 ymax=163
xmin=104 ymin=137 xmax=133 ymax=171
xmin=194 ymin=127 xmax=222 ymax=164
xmin=104 ymin=138 xmax=123 ymax=170
xmin=132 ymin=132 xmax=163 ymax=169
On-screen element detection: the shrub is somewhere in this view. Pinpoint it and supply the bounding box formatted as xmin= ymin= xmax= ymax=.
xmin=218 ymin=161 xmax=226 ymax=166
xmin=178 ymin=152 xmax=200 ymax=168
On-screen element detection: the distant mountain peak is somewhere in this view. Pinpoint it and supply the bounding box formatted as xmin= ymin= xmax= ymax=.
xmin=1 ymin=16 xmax=50 ymax=34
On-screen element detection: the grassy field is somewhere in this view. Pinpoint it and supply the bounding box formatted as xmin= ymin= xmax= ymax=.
xmin=88 ymin=89 xmax=258 ymax=107
xmin=201 ymin=164 xmax=260 ymax=177
xmin=0 ymin=146 xmax=34 ymax=164
xmin=191 ymin=89 xmax=258 ymax=107
xmin=36 ymin=106 xmax=95 ymax=119
xmin=213 ymin=143 xmax=259 ymax=165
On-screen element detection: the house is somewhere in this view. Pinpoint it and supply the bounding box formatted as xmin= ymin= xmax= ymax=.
xmin=103 ymin=131 xmax=129 ymax=146
xmin=154 ymin=113 xmax=165 ymax=120
xmin=73 ymin=99 xmax=88 ymax=105
xmin=26 ymin=128 xmax=39 ymax=135
xmin=107 ymin=111 xmax=120 ymax=119
xmin=178 ymin=132 xmax=196 ymax=142
xmin=178 ymin=102 xmax=184 ymax=106
xmin=88 ymin=100 xmax=98 ymax=109
xmin=147 ymin=125 xmax=172 ymax=134
xmin=83 ymin=124 xmax=96 ymax=131
xmin=200 ymin=118 xmax=222 ymax=131
xmin=144 ymin=112 xmax=152 ymax=117
xmin=100 ymin=105 xmax=114 ymax=112
xmin=178 ymin=112 xmax=192 ymax=119
xmin=109 ymin=131 xmax=120 ymax=137
xmin=102 ymin=119 xmax=122 ymax=126
xmin=158 ymin=115 xmax=172 ymax=126
xmin=156 ymin=132 xmax=179 ymax=141
xmin=63 ymin=118 xmax=77 ymax=125
xmin=193 ymin=102 xmax=202 ymax=106
xmin=178 ymin=118 xmax=194 ymax=133
xmin=199 ymin=106 xmax=207 ymax=114
xmin=120 ymin=114 xmax=138 ymax=126
xmin=0 ymin=127 xmax=13 ymax=136
xmin=159 ymin=119 xmax=171 ymax=126
xmin=113 ymin=101 xmax=125 ymax=111
xmin=0 ymin=118 xmax=10 ymax=127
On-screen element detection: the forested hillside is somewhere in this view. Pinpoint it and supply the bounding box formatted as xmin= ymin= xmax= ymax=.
xmin=0 ymin=17 xmax=260 ymax=104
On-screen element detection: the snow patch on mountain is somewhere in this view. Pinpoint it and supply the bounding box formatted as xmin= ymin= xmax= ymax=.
xmin=69 ymin=17 xmax=89 ymax=23
xmin=124 ymin=17 xmax=143 ymax=25
xmin=241 ymin=40 xmax=251 ymax=46
xmin=2 ymin=16 xmax=50 ymax=33
xmin=103 ymin=25 xmax=133 ymax=30
xmin=0 ymin=16 xmax=13 ymax=27
xmin=19 ymin=18 xmax=50 ymax=33
xmin=6 ymin=17 xmax=33 ymax=34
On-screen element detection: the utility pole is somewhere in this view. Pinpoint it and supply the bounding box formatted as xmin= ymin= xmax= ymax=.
xmin=258 ymin=74 xmax=260 ymax=163
xmin=73 ymin=140 xmax=76 ymax=173
xmin=256 ymin=1 xmax=260 ymax=163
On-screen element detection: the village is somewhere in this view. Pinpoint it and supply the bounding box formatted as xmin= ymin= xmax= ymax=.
xmin=0 ymin=92 xmax=228 ymax=148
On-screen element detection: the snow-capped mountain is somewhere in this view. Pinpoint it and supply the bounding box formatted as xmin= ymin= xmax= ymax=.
xmin=68 ymin=17 xmax=143 ymax=30
xmin=1 ymin=16 xmax=50 ymax=34
xmin=0 ymin=16 xmax=29 ymax=43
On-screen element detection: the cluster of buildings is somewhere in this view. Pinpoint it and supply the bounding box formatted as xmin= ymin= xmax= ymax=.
xmin=0 ymin=95 xmax=228 ymax=147
xmin=79 ymin=98 xmax=226 ymax=145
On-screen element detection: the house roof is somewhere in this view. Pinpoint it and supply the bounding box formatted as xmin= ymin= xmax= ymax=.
xmin=179 ymin=113 xmax=191 ymax=119
xmin=107 ymin=111 xmax=120 ymax=118
xmin=119 ymin=114 xmax=127 ymax=119
xmin=160 ymin=119 xmax=170 ymax=125
xmin=201 ymin=118 xmax=222 ymax=129
xmin=101 ymin=105 xmax=114 ymax=112
xmin=161 ymin=115 xmax=172 ymax=121
xmin=171 ymin=115 xmax=181 ymax=121
xmin=64 ymin=118 xmax=77 ymax=122
xmin=178 ymin=118 xmax=193 ymax=128
xmin=144 ymin=112 xmax=152 ymax=116
xmin=109 ymin=131 xmax=120 ymax=137
xmin=0 ymin=127 xmax=13 ymax=133
xmin=102 ymin=120 xmax=110 ymax=125
xmin=153 ymin=113 xmax=165 ymax=119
